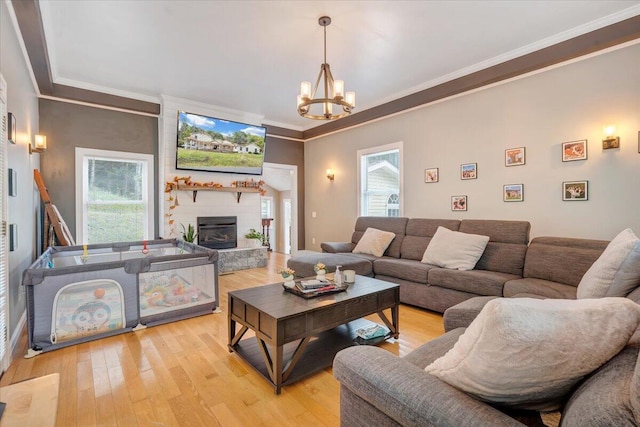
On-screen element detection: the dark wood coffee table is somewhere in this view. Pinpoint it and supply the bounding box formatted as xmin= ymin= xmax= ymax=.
xmin=228 ymin=275 xmax=399 ymax=394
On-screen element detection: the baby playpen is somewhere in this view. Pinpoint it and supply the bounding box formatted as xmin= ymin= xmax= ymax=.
xmin=22 ymin=239 xmax=218 ymax=357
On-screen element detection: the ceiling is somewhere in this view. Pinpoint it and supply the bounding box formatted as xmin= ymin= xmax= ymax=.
xmin=32 ymin=1 xmax=640 ymax=132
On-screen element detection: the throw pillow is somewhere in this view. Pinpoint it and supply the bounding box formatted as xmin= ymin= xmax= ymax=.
xmin=425 ymin=297 xmax=640 ymax=411
xmin=577 ymin=228 xmax=640 ymax=298
xmin=421 ymin=226 xmax=490 ymax=270
xmin=352 ymin=227 xmax=396 ymax=257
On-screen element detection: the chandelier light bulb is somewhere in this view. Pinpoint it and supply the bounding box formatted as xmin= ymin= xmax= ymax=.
xmin=334 ymin=80 xmax=344 ymax=98
xmin=300 ymin=81 xmax=312 ymax=99
xmin=345 ymin=92 xmax=355 ymax=107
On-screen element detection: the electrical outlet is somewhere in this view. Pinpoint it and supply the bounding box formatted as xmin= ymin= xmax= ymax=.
xmin=312 ymin=238 xmax=316 ymax=244
xmin=312 ymin=211 xmax=317 ymax=218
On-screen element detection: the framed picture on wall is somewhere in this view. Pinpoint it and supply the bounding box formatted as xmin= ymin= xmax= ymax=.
xmin=563 ymin=180 xmax=588 ymax=201
xmin=7 ymin=112 xmax=16 ymax=144
xmin=8 ymin=168 xmax=17 ymax=197
xmin=451 ymin=195 xmax=467 ymax=211
xmin=562 ymin=140 xmax=587 ymax=162
xmin=460 ymin=163 xmax=477 ymax=180
xmin=425 ymin=168 xmax=439 ymax=183
xmin=503 ymin=184 xmax=523 ymax=202
xmin=505 ymin=147 xmax=525 ymax=166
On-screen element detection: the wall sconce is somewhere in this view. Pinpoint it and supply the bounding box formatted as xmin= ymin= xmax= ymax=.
xmin=326 ymin=169 xmax=335 ymax=181
xmin=602 ymin=125 xmax=620 ymax=149
xmin=29 ymin=134 xmax=47 ymax=154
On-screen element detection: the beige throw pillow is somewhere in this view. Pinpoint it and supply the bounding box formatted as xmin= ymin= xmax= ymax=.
xmin=577 ymin=228 xmax=640 ymax=298
xmin=352 ymin=227 xmax=396 ymax=257
xmin=421 ymin=226 xmax=490 ymax=270
xmin=425 ymin=297 xmax=640 ymax=411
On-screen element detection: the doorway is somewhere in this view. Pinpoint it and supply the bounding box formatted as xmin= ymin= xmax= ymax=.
xmin=261 ymin=162 xmax=298 ymax=254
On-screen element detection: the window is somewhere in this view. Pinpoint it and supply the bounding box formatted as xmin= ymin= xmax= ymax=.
xmin=387 ymin=194 xmax=400 ymax=217
xmin=76 ymin=148 xmax=154 ymax=244
xmin=358 ymin=142 xmax=403 ymax=217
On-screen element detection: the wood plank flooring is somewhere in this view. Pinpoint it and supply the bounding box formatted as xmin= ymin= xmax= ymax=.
xmin=0 ymin=252 xmax=445 ymax=426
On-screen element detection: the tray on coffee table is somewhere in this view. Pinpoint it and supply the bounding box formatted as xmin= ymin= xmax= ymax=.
xmin=282 ymin=280 xmax=348 ymax=298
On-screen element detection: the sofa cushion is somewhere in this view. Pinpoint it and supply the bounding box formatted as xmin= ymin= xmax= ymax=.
xmin=577 ymin=228 xmax=640 ymax=299
xmin=352 ymin=217 xmax=408 ymax=259
xmin=400 ymin=219 xmax=461 ymax=261
xmin=421 ymin=227 xmax=490 ymax=270
xmin=353 ymin=227 xmax=397 ymax=257
xmin=560 ymin=344 xmax=640 ymax=427
xmin=425 ymin=298 xmax=640 ymax=411
xmin=427 ymin=268 xmax=516 ymax=297
xmin=459 ymin=220 xmax=530 ymax=276
xmin=373 ymin=258 xmax=432 ymax=284
xmin=523 ymin=237 xmax=608 ymax=286
xmin=503 ymin=278 xmax=577 ymax=299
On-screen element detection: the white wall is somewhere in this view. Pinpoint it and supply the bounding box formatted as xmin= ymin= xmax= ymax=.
xmin=1 ymin=1 xmax=41 ymax=340
xmin=159 ymin=96 xmax=264 ymax=246
xmin=304 ymin=43 xmax=640 ymax=250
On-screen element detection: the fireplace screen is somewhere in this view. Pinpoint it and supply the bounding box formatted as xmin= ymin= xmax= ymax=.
xmin=197 ymin=216 xmax=237 ymax=249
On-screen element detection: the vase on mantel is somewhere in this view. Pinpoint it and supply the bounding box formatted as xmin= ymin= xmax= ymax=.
xmin=315 ymin=269 xmax=326 ymax=281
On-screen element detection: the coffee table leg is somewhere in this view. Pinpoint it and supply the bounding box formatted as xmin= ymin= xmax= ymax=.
xmin=376 ymin=306 xmax=400 ymax=339
xmin=256 ymin=338 xmax=284 ymax=394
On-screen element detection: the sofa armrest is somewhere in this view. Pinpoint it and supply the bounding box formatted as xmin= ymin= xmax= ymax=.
xmin=321 ymin=241 xmax=355 ymax=253
xmin=334 ymin=346 xmax=526 ymax=427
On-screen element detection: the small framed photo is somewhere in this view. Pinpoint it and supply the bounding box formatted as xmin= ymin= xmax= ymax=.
xmin=425 ymin=168 xmax=439 ymax=183
xmin=562 ymin=140 xmax=587 ymax=162
xmin=8 ymin=168 xmax=17 ymax=197
xmin=7 ymin=112 xmax=16 ymax=144
xmin=460 ymin=163 xmax=477 ymax=180
xmin=503 ymin=184 xmax=523 ymax=202
xmin=451 ymin=195 xmax=467 ymax=211
xmin=505 ymin=147 xmax=525 ymax=166
xmin=563 ymin=180 xmax=588 ymax=201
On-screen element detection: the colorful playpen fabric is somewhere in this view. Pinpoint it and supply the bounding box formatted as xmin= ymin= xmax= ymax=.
xmin=52 ymin=279 xmax=125 ymax=344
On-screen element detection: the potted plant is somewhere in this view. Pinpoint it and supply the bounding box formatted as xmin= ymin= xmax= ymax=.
xmin=279 ymin=267 xmax=296 ymax=288
xmin=244 ymin=228 xmax=264 ymax=247
xmin=314 ymin=262 xmax=327 ymax=280
xmin=180 ymin=223 xmax=198 ymax=243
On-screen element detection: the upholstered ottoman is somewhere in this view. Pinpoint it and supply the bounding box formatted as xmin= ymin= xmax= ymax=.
xmin=287 ymin=252 xmax=373 ymax=278
xmin=443 ymin=296 xmax=498 ymax=332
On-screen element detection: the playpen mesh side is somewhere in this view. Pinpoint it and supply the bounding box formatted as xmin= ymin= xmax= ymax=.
xmin=26 ymin=268 xmax=138 ymax=351
xmin=139 ymin=262 xmax=218 ymax=325
xmin=51 ymin=279 xmax=126 ymax=344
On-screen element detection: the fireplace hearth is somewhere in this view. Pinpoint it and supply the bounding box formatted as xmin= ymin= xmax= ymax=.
xmin=197 ymin=216 xmax=237 ymax=249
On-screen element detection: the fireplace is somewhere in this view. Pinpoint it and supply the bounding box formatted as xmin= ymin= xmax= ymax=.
xmin=197 ymin=216 xmax=237 ymax=249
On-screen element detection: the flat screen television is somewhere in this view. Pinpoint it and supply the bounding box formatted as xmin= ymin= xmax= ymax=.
xmin=176 ymin=111 xmax=267 ymax=175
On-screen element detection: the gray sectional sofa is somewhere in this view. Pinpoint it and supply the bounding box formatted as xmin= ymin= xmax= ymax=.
xmin=289 ymin=216 xmax=531 ymax=313
xmin=333 ymin=327 xmax=640 ymax=427
xmin=327 ymin=219 xmax=640 ymax=426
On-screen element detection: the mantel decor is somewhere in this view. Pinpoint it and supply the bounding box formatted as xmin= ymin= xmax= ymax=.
xmin=297 ymin=16 xmax=355 ymax=120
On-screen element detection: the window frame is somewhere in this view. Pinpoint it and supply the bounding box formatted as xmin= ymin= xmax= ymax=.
xmin=356 ymin=141 xmax=404 ymax=217
xmin=75 ymin=147 xmax=155 ymax=244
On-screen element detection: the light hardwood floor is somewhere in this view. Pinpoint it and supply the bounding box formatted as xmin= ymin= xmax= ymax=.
xmin=0 ymin=252 xmax=445 ymax=426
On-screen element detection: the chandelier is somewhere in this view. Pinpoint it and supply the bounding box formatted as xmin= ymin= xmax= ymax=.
xmin=297 ymin=16 xmax=355 ymax=120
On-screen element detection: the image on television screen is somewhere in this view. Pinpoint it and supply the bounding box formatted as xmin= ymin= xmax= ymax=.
xmin=176 ymin=111 xmax=267 ymax=175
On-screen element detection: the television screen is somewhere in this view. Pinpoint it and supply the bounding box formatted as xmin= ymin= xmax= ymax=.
xmin=176 ymin=111 xmax=267 ymax=175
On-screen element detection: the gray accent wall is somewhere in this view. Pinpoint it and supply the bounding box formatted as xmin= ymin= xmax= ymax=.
xmin=1 ymin=0 xmax=41 ymax=343
xmin=264 ymin=136 xmax=305 ymax=249
xmin=39 ymin=99 xmax=159 ymax=240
